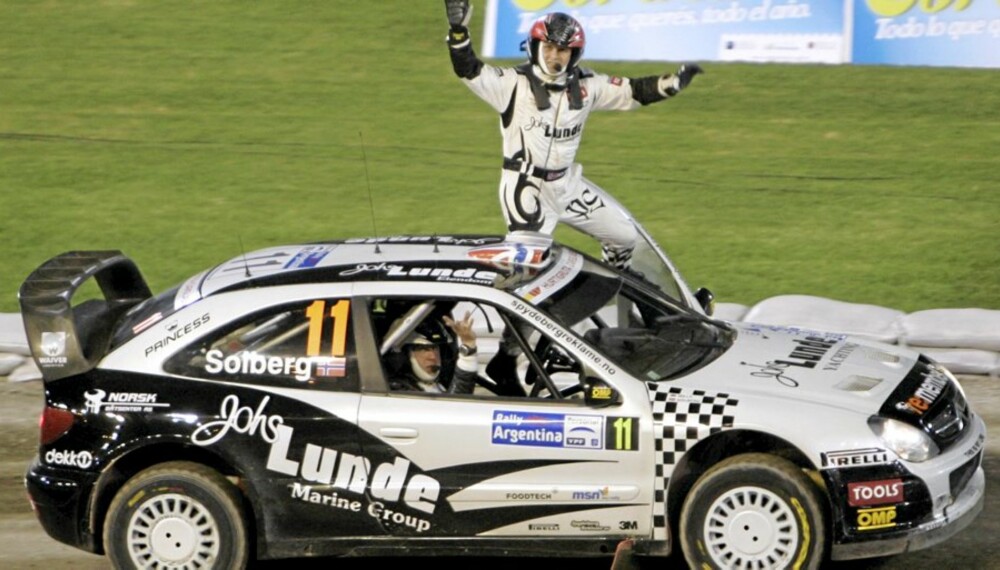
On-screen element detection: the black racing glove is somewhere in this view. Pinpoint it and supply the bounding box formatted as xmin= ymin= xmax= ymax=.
xmin=445 ymin=0 xmax=472 ymax=31
xmin=676 ymin=63 xmax=704 ymax=90
xmin=659 ymin=63 xmax=704 ymax=96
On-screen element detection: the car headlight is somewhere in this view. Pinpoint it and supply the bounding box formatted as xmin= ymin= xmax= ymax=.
xmin=868 ymin=416 xmax=940 ymax=462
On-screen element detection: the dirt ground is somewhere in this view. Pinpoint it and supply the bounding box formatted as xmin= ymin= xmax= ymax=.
xmin=0 ymin=380 xmax=109 ymax=569
xmin=1 ymin=375 xmax=997 ymax=570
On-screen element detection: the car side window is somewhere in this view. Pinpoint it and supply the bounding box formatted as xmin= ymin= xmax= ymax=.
xmin=368 ymin=297 xmax=585 ymax=401
xmin=164 ymin=299 xmax=359 ymax=392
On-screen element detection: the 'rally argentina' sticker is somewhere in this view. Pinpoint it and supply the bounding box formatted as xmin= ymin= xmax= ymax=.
xmin=491 ymin=410 xmax=604 ymax=449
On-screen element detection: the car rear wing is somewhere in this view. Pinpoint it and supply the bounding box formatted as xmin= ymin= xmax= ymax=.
xmin=19 ymin=251 xmax=152 ymax=382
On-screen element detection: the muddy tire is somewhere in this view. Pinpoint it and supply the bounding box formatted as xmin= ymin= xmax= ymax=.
xmin=680 ymin=453 xmax=827 ymax=570
xmin=103 ymin=461 xmax=249 ymax=569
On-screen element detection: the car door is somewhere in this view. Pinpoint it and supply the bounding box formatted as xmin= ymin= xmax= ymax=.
xmin=353 ymin=283 xmax=654 ymax=539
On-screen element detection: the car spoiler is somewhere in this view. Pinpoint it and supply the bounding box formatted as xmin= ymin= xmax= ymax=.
xmin=19 ymin=251 xmax=152 ymax=382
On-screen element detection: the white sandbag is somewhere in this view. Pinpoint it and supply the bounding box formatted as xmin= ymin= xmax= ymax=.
xmin=713 ymin=303 xmax=749 ymax=322
xmin=0 ymin=313 xmax=30 ymax=356
xmin=742 ymin=295 xmax=904 ymax=344
xmin=8 ymin=359 xmax=41 ymax=383
xmin=920 ymin=348 xmax=1000 ymax=376
xmin=900 ymin=308 xmax=1000 ymax=352
xmin=0 ymin=353 xmax=26 ymax=376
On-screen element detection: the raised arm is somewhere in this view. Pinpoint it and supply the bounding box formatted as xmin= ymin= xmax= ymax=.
xmin=444 ymin=0 xmax=483 ymax=80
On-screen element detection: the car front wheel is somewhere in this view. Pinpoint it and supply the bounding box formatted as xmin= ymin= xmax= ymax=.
xmin=103 ymin=461 xmax=250 ymax=570
xmin=679 ymin=453 xmax=827 ymax=570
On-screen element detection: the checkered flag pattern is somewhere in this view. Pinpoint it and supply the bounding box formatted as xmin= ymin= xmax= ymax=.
xmin=646 ymin=383 xmax=739 ymax=540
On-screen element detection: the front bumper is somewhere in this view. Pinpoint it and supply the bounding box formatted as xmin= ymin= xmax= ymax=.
xmin=830 ymin=460 xmax=985 ymax=560
xmin=24 ymin=455 xmax=101 ymax=553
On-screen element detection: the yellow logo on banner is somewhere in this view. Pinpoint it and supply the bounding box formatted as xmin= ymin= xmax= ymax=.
xmin=866 ymin=0 xmax=973 ymax=17
xmin=514 ymin=0 xmax=610 ymax=10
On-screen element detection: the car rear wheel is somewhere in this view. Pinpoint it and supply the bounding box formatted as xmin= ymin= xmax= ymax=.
xmin=679 ymin=453 xmax=827 ymax=570
xmin=103 ymin=461 xmax=249 ymax=570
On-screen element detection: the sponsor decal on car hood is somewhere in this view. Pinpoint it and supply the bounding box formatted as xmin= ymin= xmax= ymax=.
xmin=680 ymin=322 xmax=918 ymax=412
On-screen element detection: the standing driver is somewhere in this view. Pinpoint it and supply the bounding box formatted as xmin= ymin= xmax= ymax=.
xmin=389 ymin=312 xmax=479 ymax=394
xmin=444 ymin=1 xmax=703 ymax=270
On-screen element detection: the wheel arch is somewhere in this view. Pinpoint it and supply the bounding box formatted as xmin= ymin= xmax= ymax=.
xmin=88 ymin=441 xmax=261 ymax=557
xmin=665 ymin=428 xmax=828 ymax=540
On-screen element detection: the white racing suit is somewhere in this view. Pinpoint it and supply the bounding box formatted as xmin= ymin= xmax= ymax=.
xmin=448 ymin=28 xmax=679 ymax=269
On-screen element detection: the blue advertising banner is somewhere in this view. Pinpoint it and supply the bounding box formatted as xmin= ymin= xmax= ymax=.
xmin=852 ymin=0 xmax=1000 ymax=67
xmin=483 ymin=0 xmax=849 ymax=64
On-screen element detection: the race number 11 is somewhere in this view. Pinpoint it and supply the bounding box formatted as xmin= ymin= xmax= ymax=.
xmin=608 ymin=417 xmax=639 ymax=451
xmin=305 ymin=300 xmax=350 ymax=357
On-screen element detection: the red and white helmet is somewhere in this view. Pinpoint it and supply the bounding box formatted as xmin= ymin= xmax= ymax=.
xmin=527 ymin=12 xmax=585 ymax=75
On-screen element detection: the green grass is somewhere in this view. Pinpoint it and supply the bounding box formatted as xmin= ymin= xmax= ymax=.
xmin=2 ymin=1 xmax=998 ymax=315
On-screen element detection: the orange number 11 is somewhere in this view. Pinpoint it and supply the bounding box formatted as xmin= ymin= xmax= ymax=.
xmin=305 ymin=300 xmax=350 ymax=357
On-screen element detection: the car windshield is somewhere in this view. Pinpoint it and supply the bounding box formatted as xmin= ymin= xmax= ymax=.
xmin=521 ymin=246 xmax=733 ymax=381
xmin=629 ymin=227 xmax=689 ymax=307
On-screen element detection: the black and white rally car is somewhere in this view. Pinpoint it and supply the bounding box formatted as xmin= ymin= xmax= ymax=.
xmin=21 ymin=229 xmax=984 ymax=569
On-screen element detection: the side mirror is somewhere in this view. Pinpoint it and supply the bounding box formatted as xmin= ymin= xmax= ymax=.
xmin=584 ymin=377 xmax=622 ymax=408
xmin=694 ymin=287 xmax=715 ymax=316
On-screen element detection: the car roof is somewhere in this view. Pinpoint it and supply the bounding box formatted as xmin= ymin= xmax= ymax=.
xmin=166 ymin=233 xmax=572 ymax=307
xmin=107 ymin=233 xmax=584 ymax=350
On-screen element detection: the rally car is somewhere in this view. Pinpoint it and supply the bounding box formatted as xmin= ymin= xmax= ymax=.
xmin=20 ymin=230 xmax=984 ymax=569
